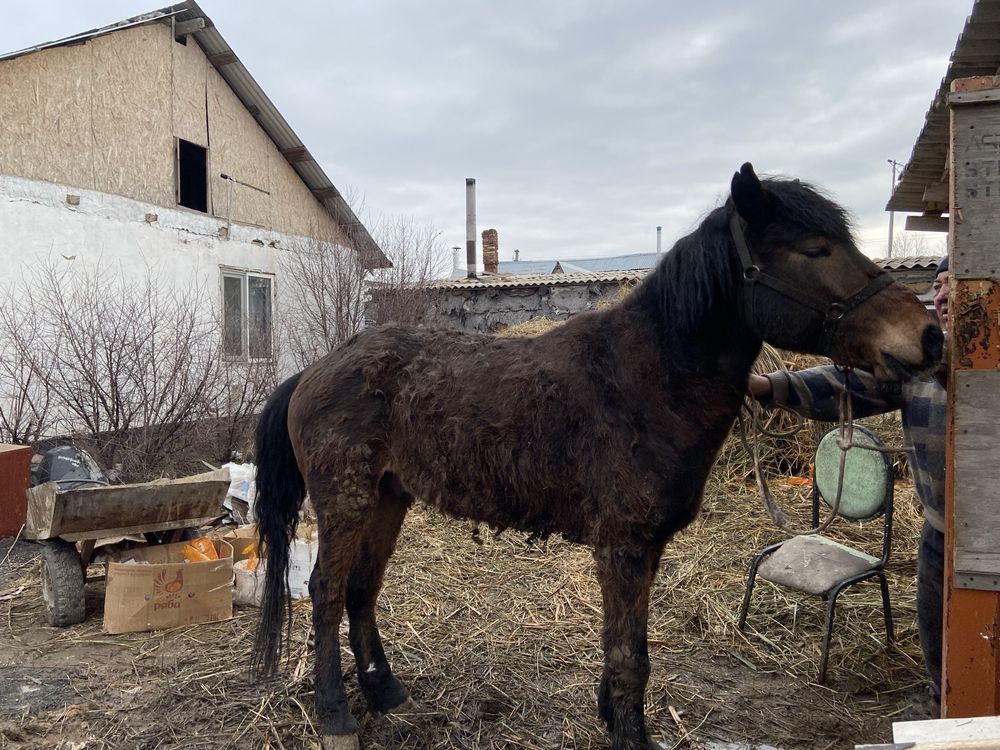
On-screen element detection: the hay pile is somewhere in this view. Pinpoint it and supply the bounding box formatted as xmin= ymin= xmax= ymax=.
xmin=2 ymin=481 xmax=926 ymax=749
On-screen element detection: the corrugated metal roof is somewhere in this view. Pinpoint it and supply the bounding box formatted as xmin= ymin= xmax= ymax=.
xmin=487 ymin=252 xmax=663 ymax=277
xmin=887 ymin=0 xmax=1000 ymax=214
xmin=555 ymin=252 xmax=662 ymax=273
xmin=870 ymin=255 xmax=944 ymax=270
xmin=424 ymin=270 xmax=647 ymax=291
xmin=0 ymin=3 xmax=390 ymax=269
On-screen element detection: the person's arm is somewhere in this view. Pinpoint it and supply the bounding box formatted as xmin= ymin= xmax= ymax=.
xmin=751 ymin=365 xmax=903 ymax=422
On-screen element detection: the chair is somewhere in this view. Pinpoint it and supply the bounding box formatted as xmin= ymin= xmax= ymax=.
xmin=737 ymin=425 xmax=894 ymax=683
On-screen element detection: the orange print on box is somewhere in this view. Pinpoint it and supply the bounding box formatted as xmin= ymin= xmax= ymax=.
xmin=155 ymin=569 xmax=184 ymax=595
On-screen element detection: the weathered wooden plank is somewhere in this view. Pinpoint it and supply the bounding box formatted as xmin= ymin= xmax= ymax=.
xmin=174 ymin=18 xmax=205 ymax=36
xmin=954 ymin=370 xmax=1000 ymax=587
xmin=951 ymin=88 xmax=1000 ymax=105
xmin=950 ymin=87 xmax=1000 ymax=277
xmin=905 ymin=215 xmax=950 ymax=232
xmin=24 ymin=469 xmax=230 ymax=541
xmin=895 ymin=711 xmax=1000 ymax=741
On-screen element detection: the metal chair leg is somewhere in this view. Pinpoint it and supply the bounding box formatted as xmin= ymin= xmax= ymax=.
xmin=819 ymin=585 xmax=842 ymax=684
xmin=738 ymin=557 xmax=763 ymax=631
xmin=878 ymin=572 xmax=894 ymax=644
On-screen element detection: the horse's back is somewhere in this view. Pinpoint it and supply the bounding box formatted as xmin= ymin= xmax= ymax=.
xmin=286 ymin=325 xmax=519 ymax=462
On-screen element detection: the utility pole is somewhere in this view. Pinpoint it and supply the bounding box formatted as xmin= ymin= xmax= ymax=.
xmin=887 ymin=159 xmax=904 ymax=257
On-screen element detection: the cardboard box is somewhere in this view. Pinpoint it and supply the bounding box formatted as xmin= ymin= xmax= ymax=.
xmin=222 ymin=525 xmax=257 ymax=563
xmin=104 ymin=539 xmax=233 ymax=634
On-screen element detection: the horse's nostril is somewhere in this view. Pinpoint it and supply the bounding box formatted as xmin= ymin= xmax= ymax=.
xmin=923 ymin=324 xmax=944 ymax=363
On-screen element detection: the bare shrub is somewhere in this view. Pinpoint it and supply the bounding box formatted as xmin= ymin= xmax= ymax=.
xmin=278 ymin=211 xmax=451 ymax=369
xmin=369 ymin=215 xmax=450 ymax=326
xmin=0 ymin=302 xmax=52 ymax=444
xmin=890 ymin=230 xmax=946 ymax=258
xmin=0 ymin=259 xmax=275 ymax=479
xmin=278 ymin=238 xmax=367 ymax=370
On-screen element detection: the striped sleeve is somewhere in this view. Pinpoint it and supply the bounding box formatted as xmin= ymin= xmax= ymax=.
xmin=762 ymin=366 xmax=904 ymax=422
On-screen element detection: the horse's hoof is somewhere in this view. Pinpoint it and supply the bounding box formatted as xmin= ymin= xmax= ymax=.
xmin=321 ymin=734 xmax=360 ymax=750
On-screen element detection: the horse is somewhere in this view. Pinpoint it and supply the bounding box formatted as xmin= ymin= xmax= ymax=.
xmin=251 ymin=163 xmax=942 ymax=750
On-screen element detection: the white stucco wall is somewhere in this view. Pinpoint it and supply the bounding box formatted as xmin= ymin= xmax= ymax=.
xmin=0 ymin=173 xmax=303 ymax=381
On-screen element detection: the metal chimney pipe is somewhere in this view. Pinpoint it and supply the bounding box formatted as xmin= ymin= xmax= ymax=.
xmin=452 ymin=245 xmax=462 ymax=275
xmin=466 ymin=178 xmax=477 ymax=279
xmin=656 ymin=225 xmax=662 ymax=253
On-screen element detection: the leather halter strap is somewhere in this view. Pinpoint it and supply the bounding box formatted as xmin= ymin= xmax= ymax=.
xmin=729 ymin=213 xmax=895 ymax=354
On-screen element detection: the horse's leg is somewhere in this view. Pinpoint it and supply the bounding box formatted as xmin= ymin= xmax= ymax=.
xmin=594 ymin=541 xmax=664 ymax=750
xmin=346 ymin=474 xmax=413 ymax=713
xmin=309 ymin=470 xmax=372 ymax=750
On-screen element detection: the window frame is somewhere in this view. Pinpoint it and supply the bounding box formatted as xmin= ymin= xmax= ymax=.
xmin=220 ymin=267 xmax=274 ymax=362
xmin=176 ymin=137 xmax=209 ymax=213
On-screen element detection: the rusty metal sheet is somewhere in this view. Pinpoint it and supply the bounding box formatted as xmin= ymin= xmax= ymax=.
xmin=943 ymin=587 xmax=1000 ymax=717
xmin=954 ymin=279 xmax=1000 ymax=370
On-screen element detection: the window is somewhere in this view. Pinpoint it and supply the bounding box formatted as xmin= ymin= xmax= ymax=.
xmin=222 ymin=270 xmax=273 ymax=359
xmin=177 ymin=139 xmax=208 ymax=212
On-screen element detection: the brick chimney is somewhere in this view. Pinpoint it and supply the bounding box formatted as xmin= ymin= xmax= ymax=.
xmin=482 ymin=228 xmax=499 ymax=274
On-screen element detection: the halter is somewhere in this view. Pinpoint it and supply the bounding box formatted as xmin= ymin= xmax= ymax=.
xmin=729 ymin=213 xmax=895 ymax=355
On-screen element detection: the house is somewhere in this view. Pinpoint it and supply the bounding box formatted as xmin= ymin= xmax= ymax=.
xmin=0 ymin=2 xmax=387 ymax=375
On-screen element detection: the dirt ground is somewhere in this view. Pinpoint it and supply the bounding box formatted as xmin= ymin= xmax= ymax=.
xmin=0 ymin=478 xmax=936 ymax=750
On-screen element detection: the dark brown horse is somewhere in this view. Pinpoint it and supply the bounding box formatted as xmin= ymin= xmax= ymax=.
xmin=252 ymin=164 xmax=942 ymax=750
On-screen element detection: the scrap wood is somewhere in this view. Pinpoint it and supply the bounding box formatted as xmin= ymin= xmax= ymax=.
xmin=669 ymin=704 xmax=691 ymax=745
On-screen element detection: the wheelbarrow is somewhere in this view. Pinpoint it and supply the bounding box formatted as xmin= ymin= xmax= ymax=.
xmin=24 ymin=467 xmax=231 ymax=627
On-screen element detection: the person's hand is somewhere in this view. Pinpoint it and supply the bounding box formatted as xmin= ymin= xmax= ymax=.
xmin=747 ymin=374 xmax=772 ymax=399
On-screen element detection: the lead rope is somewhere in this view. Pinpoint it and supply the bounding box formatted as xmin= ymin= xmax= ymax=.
xmin=742 ymin=366 xmax=903 ymax=536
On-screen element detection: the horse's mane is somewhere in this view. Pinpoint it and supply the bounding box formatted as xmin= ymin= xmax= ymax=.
xmin=636 ymin=177 xmax=856 ymax=336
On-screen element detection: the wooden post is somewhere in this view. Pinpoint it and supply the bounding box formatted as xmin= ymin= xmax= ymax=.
xmin=943 ymin=75 xmax=1000 ymax=717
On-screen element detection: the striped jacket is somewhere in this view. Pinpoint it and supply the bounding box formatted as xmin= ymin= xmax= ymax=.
xmin=762 ymin=367 xmax=946 ymax=533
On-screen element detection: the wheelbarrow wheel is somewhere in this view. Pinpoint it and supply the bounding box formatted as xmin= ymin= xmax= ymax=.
xmin=41 ymin=540 xmax=86 ymax=627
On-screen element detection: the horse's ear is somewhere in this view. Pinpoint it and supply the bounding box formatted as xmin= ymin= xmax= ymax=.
xmin=731 ymin=162 xmax=771 ymax=227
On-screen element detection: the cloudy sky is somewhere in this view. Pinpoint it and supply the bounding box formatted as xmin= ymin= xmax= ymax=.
xmin=2 ymin=1 xmax=969 ymax=265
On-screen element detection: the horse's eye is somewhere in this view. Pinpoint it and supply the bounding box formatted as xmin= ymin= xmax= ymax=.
xmin=800 ymin=246 xmax=830 ymax=259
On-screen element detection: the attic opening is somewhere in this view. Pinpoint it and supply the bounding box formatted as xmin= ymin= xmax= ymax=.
xmin=177 ymin=139 xmax=208 ymax=213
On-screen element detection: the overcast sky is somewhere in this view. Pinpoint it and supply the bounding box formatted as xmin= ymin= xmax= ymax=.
xmin=2 ymin=1 xmax=970 ymax=265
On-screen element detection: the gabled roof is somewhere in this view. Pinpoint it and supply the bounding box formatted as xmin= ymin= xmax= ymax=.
xmin=888 ymin=0 xmax=1000 ymax=214
xmin=0 ymin=2 xmax=389 ymax=268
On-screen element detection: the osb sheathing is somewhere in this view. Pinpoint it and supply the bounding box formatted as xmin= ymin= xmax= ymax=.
xmin=91 ymin=25 xmax=175 ymax=207
xmin=0 ymin=20 xmax=350 ymax=244
xmin=0 ymin=45 xmax=94 ymax=189
xmin=207 ymin=65 xmax=272 ymax=228
xmin=171 ymin=34 xmax=208 ymax=149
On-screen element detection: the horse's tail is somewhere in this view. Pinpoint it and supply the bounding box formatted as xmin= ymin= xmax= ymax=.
xmin=251 ymin=371 xmax=306 ymax=678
